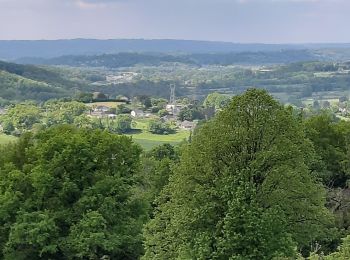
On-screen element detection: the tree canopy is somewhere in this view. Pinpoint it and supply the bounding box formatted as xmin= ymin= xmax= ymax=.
xmin=143 ymin=89 xmax=333 ymax=259
xmin=0 ymin=125 xmax=148 ymax=259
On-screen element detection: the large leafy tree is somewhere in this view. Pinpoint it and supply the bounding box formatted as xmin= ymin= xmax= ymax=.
xmin=304 ymin=114 xmax=350 ymax=188
xmin=143 ymin=89 xmax=333 ymax=259
xmin=203 ymin=92 xmax=231 ymax=110
xmin=0 ymin=125 xmax=148 ymax=259
xmin=43 ymin=100 xmax=88 ymax=126
xmin=140 ymin=144 xmax=181 ymax=205
xmin=0 ymin=103 xmax=41 ymax=133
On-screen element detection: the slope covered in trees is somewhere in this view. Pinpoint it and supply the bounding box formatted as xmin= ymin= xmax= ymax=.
xmin=0 ymin=61 xmax=98 ymax=103
xmin=18 ymin=50 xmax=319 ymax=67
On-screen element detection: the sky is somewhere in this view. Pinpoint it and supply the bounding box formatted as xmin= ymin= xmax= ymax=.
xmin=0 ymin=0 xmax=349 ymax=43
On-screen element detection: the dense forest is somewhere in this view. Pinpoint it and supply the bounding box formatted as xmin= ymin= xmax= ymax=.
xmin=2 ymin=89 xmax=350 ymax=259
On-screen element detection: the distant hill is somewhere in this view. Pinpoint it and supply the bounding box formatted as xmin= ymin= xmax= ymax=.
xmin=17 ymin=50 xmax=321 ymax=67
xmin=0 ymin=61 xmax=91 ymax=103
xmin=2 ymin=39 xmax=350 ymax=60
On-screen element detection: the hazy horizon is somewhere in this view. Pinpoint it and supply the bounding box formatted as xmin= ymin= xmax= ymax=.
xmin=1 ymin=38 xmax=350 ymax=45
xmin=0 ymin=0 xmax=349 ymax=43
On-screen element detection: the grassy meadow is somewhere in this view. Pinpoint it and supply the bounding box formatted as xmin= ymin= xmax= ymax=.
xmin=128 ymin=118 xmax=191 ymax=150
xmin=0 ymin=134 xmax=17 ymax=146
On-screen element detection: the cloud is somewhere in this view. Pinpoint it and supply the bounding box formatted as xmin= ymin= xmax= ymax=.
xmin=73 ymin=0 xmax=125 ymax=9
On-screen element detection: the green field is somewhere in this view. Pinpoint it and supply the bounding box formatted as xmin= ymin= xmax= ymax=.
xmin=130 ymin=131 xmax=190 ymax=150
xmin=129 ymin=130 xmax=190 ymax=150
xmin=86 ymin=101 xmax=125 ymax=108
xmin=0 ymin=134 xmax=17 ymax=145
xmin=128 ymin=119 xmax=191 ymax=150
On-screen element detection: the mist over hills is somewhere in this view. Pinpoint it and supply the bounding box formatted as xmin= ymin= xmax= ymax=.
xmin=1 ymin=39 xmax=350 ymax=60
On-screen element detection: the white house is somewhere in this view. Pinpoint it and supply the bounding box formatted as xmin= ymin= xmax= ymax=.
xmin=131 ymin=109 xmax=144 ymax=118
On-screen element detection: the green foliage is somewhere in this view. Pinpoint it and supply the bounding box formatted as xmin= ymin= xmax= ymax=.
xmin=43 ymin=100 xmax=88 ymax=126
xmin=177 ymin=105 xmax=204 ymax=121
xmin=148 ymin=120 xmax=174 ymax=135
xmin=326 ymin=235 xmax=350 ymax=259
xmin=0 ymin=103 xmax=41 ymax=133
xmin=0 ymin=126 xmax=148 ymax=259
xmin=140 ymin=144 xmax=180 ymax=205
xmin=116 ymin=104 xmax=131 ymax=114
xmin=203 ymin=92 xmax=231 ymax=109
xmin=147 ymin=143 xmax=179 ymax=161
xmin=75 ymin=92 xmax=93 ymax=103
xmin=138 ymin=95 xmax=152 ymax=109
xmin=157 ymin=109 xmax=168 ymax=117
xmin=92 ymin=92 xmax=108 ymax=101
xmin=0 ymin=61 xmax=92 ymax=102
xmin=143 ymin=89 xmax=333 ymax=259
xmin=0 ymin=101 xmax=100 ymax=136
xmin=113 ymin=115 xmax=132 ymax=133
xmin=304 ymin=113 xmax=350 ymax=188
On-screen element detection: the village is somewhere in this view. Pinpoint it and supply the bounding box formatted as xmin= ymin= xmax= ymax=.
xmin=87 ymin=87 xmax=199 ymax=132
xmin=2 ymin=86 xmax=350 ymax=150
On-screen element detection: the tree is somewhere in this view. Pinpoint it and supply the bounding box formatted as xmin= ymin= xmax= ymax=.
xmin=157 ymin=109 xmax=169 ymax=117
xmin=0 ymin=103 xmax=41 ymax=133
xmin=0 ymin=126 xmax=148 ymax=259
xmin=203 ymin=92 xmax=231 ymax=109
xmin=148 ymin=120 xmax=174 ymax=135
xmin=140 ymin=144 xmax=181 ymax=205
xmin=304 ymin=113 xmax=350 ymax=188
xmin=75 ymin=92 xmax=93 ymax=103
xmin=326 ymin=235 xmax=350 ymax=259
xmin=177 ymin=106 xmax=204 ymax=121
xmin=43 ymin=101 xmax=88 ymax=127
xmin=113 ymin=115 xmax=132 ymax=133
xmin=138 ymin=95 xmax=152 ymax=109
xmin=116 ymin=104 xmax=131 ymax=114
xmin=92 ymin=92 xmax=108 ymax=101
xmin=143 ymin=89 xmax=333 ymax=259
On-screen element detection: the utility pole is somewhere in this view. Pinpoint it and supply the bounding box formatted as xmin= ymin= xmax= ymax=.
xmin=170 ymin=84 xmax=176 ymax=105
xmin=170 ymin=84 xmax=176 ymax=115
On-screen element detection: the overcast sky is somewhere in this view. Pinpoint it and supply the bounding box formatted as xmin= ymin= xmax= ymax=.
xmin=0 ymin=0 xmax=349 ymax=43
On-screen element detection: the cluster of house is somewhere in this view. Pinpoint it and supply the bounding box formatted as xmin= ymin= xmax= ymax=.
xmin=89 ymin=105 xmax=116 ymax=119
xmin=88 ymin=101 xmax=197 ymax=131
xmin=106 ymin=72 xmax=138 ymax=84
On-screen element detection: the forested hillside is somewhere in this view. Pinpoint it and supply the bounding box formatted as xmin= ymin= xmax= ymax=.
xmin=0 ymin=61 xmax=95 ymax=103
xmin=18 ymin=50 xmax=320 ymax=67
xmin=2 ymin=58 xmax=350 ymax=105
